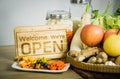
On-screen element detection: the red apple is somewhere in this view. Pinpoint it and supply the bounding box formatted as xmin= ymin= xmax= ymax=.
xmin=103 ymin=29 xmax=120 ymax=41
xmin=80 ymin=24 xmax=104 ymax=47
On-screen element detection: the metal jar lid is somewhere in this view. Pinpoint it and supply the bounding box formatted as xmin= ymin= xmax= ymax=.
xmin=46 ymin=10 xmax=71 ymax=20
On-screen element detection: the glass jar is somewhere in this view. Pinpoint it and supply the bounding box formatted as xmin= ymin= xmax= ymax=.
xmin=46 ymin=10 xmax=73 ymax=49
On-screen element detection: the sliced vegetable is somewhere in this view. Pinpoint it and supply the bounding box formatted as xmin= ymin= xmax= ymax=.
xmin=47 ymin=60 xmax=65 ymax=70
xmin=34 ymin=57 xmax=48 ymax=69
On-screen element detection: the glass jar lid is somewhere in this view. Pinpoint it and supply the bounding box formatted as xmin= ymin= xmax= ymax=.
xmin=46 ymin=10 xmax=71 ymax=20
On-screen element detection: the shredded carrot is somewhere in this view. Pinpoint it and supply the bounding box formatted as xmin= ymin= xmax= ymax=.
xmin=66 ymin=31 xmax=73 ymax=49
xmin=67 ymin=31 xmax=73 ymax=43
xmin=47 ymin=60 xmax=65 ymax=70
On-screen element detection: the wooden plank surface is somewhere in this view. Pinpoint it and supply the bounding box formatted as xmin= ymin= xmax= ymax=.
xmin=71 ymin=66 xmax=120 ymax=79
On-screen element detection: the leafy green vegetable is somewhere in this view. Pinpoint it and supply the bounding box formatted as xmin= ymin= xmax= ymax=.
xmin=86 ymin=3 xmax=90 ymax=13
xmin=92 ymin=10 xmax=99 ymax=18
xmin=104 ymin=5 xmax=120 ymax=30
xmin=114 ymin=5 xmax=120 ymax=17
xmin=104 ymin=15 xmax=120 ymax=29
xmin=91 ymin=2 xmax=119 ymax=30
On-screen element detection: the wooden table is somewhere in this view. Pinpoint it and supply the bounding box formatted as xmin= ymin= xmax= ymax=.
xmin=72 ymin=67 xmax=120 ymax=79
xmin=1 ymin=45 xmax=120 ymax=79
xmin=0 ymin=45 xmax=83 ymax=79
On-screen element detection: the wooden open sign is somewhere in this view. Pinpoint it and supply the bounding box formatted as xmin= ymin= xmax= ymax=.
xmin=14 ymin=25 xmax=68 ymax=59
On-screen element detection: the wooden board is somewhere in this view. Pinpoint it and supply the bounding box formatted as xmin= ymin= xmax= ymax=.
xmin=71 ymin=66 xmax=120 ymax=79
xmin=14 ymin=24 xmax=68 ymax=59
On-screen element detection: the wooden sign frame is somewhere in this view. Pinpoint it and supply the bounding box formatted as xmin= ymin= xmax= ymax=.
xmin=14 ymin=25 xmax=68 ymax=59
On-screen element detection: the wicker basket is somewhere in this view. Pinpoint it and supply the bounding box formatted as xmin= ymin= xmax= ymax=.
xmin=66 ymin=53 xmax=120 ymax=73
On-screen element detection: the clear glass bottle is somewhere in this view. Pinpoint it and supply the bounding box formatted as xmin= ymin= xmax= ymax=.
xmin=46 ymin=10 xmax=73 ymax=49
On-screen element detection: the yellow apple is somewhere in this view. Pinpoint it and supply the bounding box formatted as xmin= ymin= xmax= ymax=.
xmin=103 ymin=35 xmax=120 ymax=57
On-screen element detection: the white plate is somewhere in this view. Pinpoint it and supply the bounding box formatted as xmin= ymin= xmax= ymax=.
xmin=11 ymin=62 xmax=70 ymax=73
